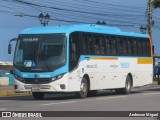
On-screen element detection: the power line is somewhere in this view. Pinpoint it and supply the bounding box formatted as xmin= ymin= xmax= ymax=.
xmin=43 ymin=0 xmax=145 ymax=13
xmin=0 ymin=0 xmax=147 ymax=29
xmin=42 ymin=0 xmax=147 ymax=24
xmin=77 ymin=0 xmax=146 ymax=10
xmin=10 ymin=0 xmax=145 ymax=17
xmin=0 ymin=2 xmax=146 ymax=26
xmin=1 ymin=0 xmax=147 ymax=25
xmin=12 ymin=0 xmax=147 ymax=26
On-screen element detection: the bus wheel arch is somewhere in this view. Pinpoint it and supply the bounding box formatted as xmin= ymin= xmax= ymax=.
xmin=76 ymin=74 xmax=90 ymax=99
xmin=116 ymin=73 xmax=133 ymax=95
xmin=83 ymin=74 xmax=90 ymax=91
xmin=83 ymin=74 xmax=97 ymax=97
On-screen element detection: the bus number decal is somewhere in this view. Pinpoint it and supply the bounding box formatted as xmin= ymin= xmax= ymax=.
xmin=86 ymin=64 xmax=97 ymax=68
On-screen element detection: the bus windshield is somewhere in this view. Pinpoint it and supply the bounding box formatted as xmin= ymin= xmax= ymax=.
xmin=14 ymin=34 xmax=66 ymax=72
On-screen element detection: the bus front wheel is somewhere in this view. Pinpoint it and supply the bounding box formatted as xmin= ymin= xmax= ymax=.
xmin=76 ymin=77 xmax=88 ymax=99
xmin=32 ymin=92 xmax=44 ymax=100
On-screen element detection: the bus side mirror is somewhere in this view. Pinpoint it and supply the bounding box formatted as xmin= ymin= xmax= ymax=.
xmin=8 ymin=43 xmax=12 ymax=54
xmin=8 ymin=38 xmax=17 ymax=54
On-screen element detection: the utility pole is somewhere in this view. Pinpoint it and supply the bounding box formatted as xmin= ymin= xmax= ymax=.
xmin=148 ymin=0 xmax=156 ymax=81
xmin=148 ymin=0 xmax=152 ymax=38
xmin=0 ymin=40 xmax=2 ymax=62
xmin=140 ymin=0 xmax=153 ymax=35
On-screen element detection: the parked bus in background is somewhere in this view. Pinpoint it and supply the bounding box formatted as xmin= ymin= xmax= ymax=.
xmin=8 ymin=24 xmax=153 ymax=99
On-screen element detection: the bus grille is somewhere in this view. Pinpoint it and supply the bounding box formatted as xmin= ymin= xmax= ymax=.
xmin=23 ymin=78 xmax=52 ymax=84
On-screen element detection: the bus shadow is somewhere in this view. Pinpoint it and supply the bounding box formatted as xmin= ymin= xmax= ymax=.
xmin=44 ymin=91 xmax=118 ymax=100
xmin=0 ymin=91 xmax=120 ymax=100
xmin=144 ymin=87 xmax=160 ymax=92
xmin=131 ymin=86 xmax=160 ymax=93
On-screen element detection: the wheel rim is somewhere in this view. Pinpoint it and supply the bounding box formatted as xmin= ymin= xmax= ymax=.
xmin=126 ymin=80 xmax=131 ymax=91
xmin=80 ymin=82 xmax=87 ymax=95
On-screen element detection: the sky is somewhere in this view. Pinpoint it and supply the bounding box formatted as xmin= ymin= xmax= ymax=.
xmin=0 ymin=0 xmax=160 ymax=62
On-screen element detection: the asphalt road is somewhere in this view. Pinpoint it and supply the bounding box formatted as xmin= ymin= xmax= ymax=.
xmin=0 ymin=85 xmax=160 ymax=120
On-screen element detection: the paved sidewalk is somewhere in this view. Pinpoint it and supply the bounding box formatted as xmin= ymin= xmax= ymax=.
xmin=0 ymin=86 xmax=14 ymax=91
xmin=0 ymin=86 xmax=14 ymax=96
xmin=0 ymin=86 xmax=30 ymax=96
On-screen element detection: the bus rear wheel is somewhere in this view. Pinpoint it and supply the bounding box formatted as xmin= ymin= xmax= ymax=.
xmin=76 ymin=77 xmax=88 ymax=99
xmin=32 ymin=92 xmax=44 ymax=100
xmin=116 ymin=76 xmax=132 ymax=95
xmin=123 ymin=75 xmax=132 ymax=94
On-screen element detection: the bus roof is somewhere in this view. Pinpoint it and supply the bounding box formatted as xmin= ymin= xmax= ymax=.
xmin=20 ymin=24 xmax=148 ymax=38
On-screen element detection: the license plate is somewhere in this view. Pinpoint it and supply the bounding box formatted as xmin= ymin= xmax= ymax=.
xmin=32 ymin=85 xmax=40 ymax=91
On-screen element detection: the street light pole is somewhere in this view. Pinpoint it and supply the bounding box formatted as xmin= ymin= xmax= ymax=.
xmin=38 ymin=13 xmax=50 ymax=26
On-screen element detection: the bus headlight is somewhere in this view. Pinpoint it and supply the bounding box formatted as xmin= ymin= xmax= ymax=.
xmin=51 ymin=74 xmax=64 ymax=81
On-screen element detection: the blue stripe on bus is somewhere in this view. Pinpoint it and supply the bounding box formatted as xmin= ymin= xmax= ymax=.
xmin=13 ymin=65 xmax=68 ymax=79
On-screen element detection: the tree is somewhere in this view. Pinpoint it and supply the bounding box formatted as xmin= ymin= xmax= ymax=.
xmin=152 ymin=0 xmax=160 ymax=8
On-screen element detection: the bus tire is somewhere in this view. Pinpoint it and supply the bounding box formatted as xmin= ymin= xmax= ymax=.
xmin=116 ymin=76 xmax=132 ymax=94
xmin=88 ymin=90 xmax=97 ymax=97
xmin=32 ymin=92 xmax=44 ymax=100
xmin=77 ymin=77 xmax=88 ymax=99
xmin=123 ymin=75 xmax=132 ymax=94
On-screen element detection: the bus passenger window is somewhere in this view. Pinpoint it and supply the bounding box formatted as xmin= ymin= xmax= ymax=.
xmin=111 ymin=37 xmax=117 ymax=56
xmin=146 ymin=40 xmax=151 ymax=56
xmin=133 ymin=39 xmax=138 ymax=56
xmin=91 ymin=35 xmax=105 ymax=55
xmin=127 ymin=39 xmax=132 ymax=56
xmin=142 ymin=40 xmax=150 ymax=56
xmin=105 ymin=37 xmax=111 ymax=55
xmin=71 ymin=42 xmax=77 ymax=61
xmin=99 ymin=37 xmax=105 ymax=54
xmin=117 ymin=37 xmax=124 ymax=56
xmin=81 ymin=35 xmax=87 ymax=54
xmin=137 ymin=39 xmax=143 ymax=56
xmin=93 ymin=38 xmax=100 ymax=54
xmin=122 ymin=38 xmax=128 ymax=55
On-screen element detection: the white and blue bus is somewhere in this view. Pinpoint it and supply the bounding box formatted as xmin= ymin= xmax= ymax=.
xmin=8 ymin=24 xmax=153 ymax=99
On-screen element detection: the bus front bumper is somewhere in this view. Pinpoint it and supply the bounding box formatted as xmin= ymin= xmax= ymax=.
xmin=14 ymin=79 xmax=68 ymax=93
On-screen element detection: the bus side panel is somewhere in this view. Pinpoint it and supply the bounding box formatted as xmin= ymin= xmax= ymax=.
xmin=67 ymin=56 xmax=153 ymax=92
xmin=132 ymin=57 xmax=153 ymax=87
xmin=89 ymin=58 xmax=125 ymax=89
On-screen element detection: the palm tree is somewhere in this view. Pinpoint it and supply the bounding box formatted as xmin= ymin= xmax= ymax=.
xmin=152 ymin=0 xmax=160 ymax=8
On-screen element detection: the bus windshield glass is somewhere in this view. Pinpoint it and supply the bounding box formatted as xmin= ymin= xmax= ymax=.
xmin=14 ymin=34 xmax=66 ymax=72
